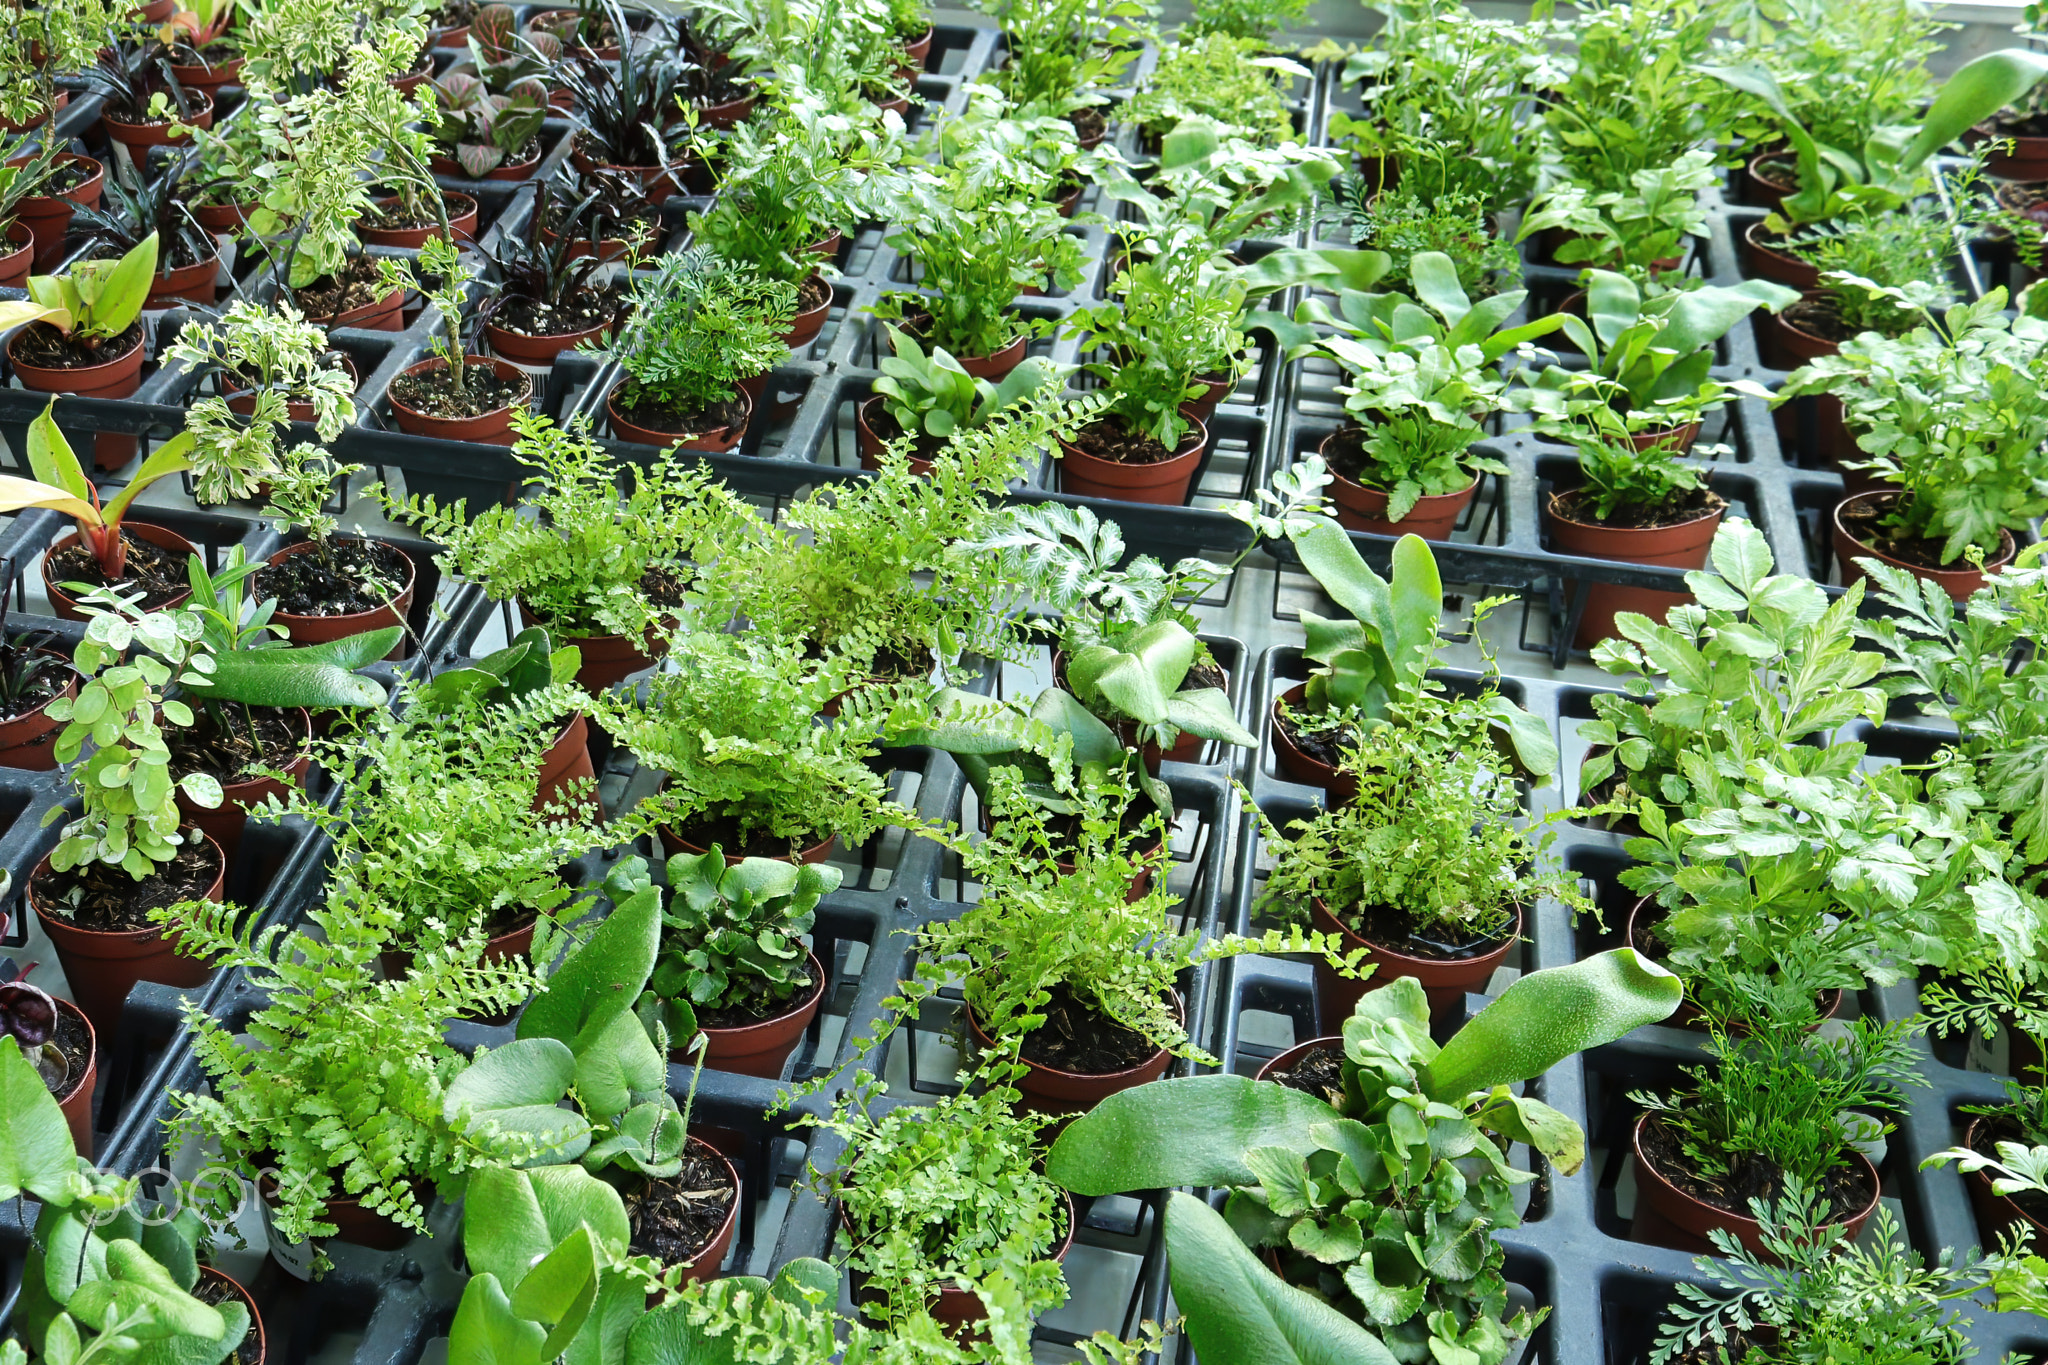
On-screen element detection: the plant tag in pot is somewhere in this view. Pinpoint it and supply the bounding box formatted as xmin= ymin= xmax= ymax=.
xmin=260 ymin=1197 xmax=317 ymax=1281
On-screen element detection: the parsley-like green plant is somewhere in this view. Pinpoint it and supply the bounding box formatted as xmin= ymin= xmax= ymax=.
xmin=1124 ymin=34 xmax=1299 ymax=146
xmin=1184 ymin=0 xmax=1307 ymax=42
xmin=976 ymin=0 xmax=1148 ymax=114
xmin=596 ymin=248 xmax=797 ymax=420
xmin=1517 ymin=148 xmax=1717 ymax=280
xmin=1779 ymin=198 xmax=1965 ymax=339
xmin=1324 ymin=177 xmax=1520 ymax=300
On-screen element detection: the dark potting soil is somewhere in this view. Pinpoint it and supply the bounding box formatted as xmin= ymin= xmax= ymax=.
xmin=1838 ymin=491 xmax=1995 ymax=572
xmin=1070 ymin=416 xmax=1180 ymax=466
xmin=48 ymin=1005 xmax=91 ymax=1100
xmin=695 ymin=964 xmax=818 ymax=1030
xmin=642 ymin=563 xmax=688 ymax=611
xmin=546 ymin=174 xmax=660 ymax=241
xmin=192 ymin=1274 xmax=260 ymax=1365
xmin=864 ymin=404 xmax=949 ymax=463
xmin=295 ymin=257 xmax=391 ymax=318
xmin=1784 ymin=295 xmax=1853 ymax=346
xmin=684 ymin=66 xmax=752 ymax=106
xmin=33 ymin=836 xmax=223 ymax=933
xmin=1639 ymin=1113 xmax=1875 ymax=1226
xmin=614 ymin=390 xmax=747 ymax=440
xmin=1971 ymin=1110 xmax=2048 ymax=1229
xmin=29 ymin=161 xmax=91 ymax=199
xmin=360 ymin=194 xmax=465 ymax=232
xmin=172 ymin=38 xmax=242 ymax=66
xmin=166 ymin=706 xmax=305 ymax=787
xmin=1342 ymin=900 xmax=1510 ymax=960
xmin=1274 ymin=704 xmax=1355 ymax=771
xmin=1670 ymin=1332 xmax=1757 ymax=1365
xmin=389 ymin=364 xmax=528 ymax=419
xmin=1047 ymin=172 xmax=1082 ymax=208
xmin=1268 ymin=1044 xmax=1344 ymax=1102
xmin=1321 ymin=425 xmax=1395 ymax=488
xmin=97 ymin=233 xmax=207 ymax=271
xmin=0 ymin=663 xmax=68 ymax=723
xmin=1992 ymin=110 xmax=2048 ymax=139
xmin=252 ymin=539 xmax=411 ymax=617
xmin=627 ymin=1151 xmax=737 ymax=1269
xmin=1999 ymin=181 xmax=2048 ymax=229
xmin=1752 ymin=154 xmax=1798 ymax=193
xmin=669 ymin=813 xmax=828 ymax=861
xmin=1552 ymin=487 xmax=1725 ymax=532
xmin=227 ymin=349 xmax=353 ymax=401
xmin=11 ymin=321 xmax=143 ymax=371
xmin=493 ymin=289 xmax=616 ymax=338
xmin=48 ymin=531 xmax=189 ymax=610
xmin=794 ymin=273 xmax=831 ymax=315
xmin=430 ymin=0 xmax=477 ymax=27
xmin=1016 ymin=981 xmax=1162 ymax=1075
xmin=1067 ymin=107 xmax=1107 ymax=143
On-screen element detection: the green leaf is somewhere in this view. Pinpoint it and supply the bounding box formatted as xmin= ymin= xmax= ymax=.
xmin=1901 ymin=49 xmax=2048 ymax=171
xmin=1707 ymin=516 xmax=1773 ymax=594
xmin=1047 ymin=1075 xmax=1339 ymax=1195
xmin=446 ymin=1040 xmax=591 ymax=1165
xmin=464 ymin=1167 xmax=632 ymax=1293
xmin=1162 ymin=687 xmax=1257 ymax=747
xmin=511 ymin=1226 xmax=599 ymax=1358
xmin=519 ymin=887 xmax=661 ymax=1051
xmin=449 ymin=1273 xmax=546 ymax=1365
xmin=67 ymin=1241 xmax=225 ymax=1343
xmin=102 ymin=432 xmax=196 ymax=529
xmin=193 ymin=631 xmax=400 ymax=708
xmin=27 ymin=399 xmax=92 ymax=503
xmin=1473 ymin=1090 xmax=1585 ymax=1174
xmin=0 ymin=1037 xmax=84 ymax=1205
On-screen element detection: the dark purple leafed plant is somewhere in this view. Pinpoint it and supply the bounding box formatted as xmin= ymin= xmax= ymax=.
xmin=0 ymin=979 xmax=58 ymax=1048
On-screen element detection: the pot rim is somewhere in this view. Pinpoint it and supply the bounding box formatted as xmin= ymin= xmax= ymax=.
xmin=388 ymin=354 xmax=534 ymax=421
xmin=965 ymin=987 xmax=1181 ymax=1084
xmin=28 ymin=828 xmax=227 ymax=944
xmin=259 ymin=535 xmax=419 ymax=625
xmin=1831 ymin=489 xmax=2018 ymax=574
xmin=1631 ymin=1110 xmax=1881 ymax=1235
xmin=1544 ymin=487 xmax=1728 ymax=535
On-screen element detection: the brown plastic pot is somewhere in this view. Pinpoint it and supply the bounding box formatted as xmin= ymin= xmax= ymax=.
xmin=388 ymin=356 xmax=531 ymax=445
xmin=1048 ymin=647 xmax=1217 ymax=771
xmin=535 ymin=713 xmax=600 ymax=818
xmin=684 ymin=950 xmax=827 ymax=1079
xmin=1327 ymin=462 xmax=1478 ymax=540
xmin=0 ymin=655 xmax=77 ymax=769
xmin=31 ymin=831 xmax=226 ymax=1044
xmin=1057 ymin=418 xmax=1206 ymax=506
xmin=433 ymin=21 xmax=471 ymax=46
xmin=1974 ymin=122 xmax=2048 ymax=181
xmin=516 ymin=600 xmax=668 ymax=690
xmin=391 ymin=54 xmax=436 ymax=94
xmin=101 ymin=91 xmax=214 ymax=150
xmin=0 ymin=90 xmax=68 ymax=135
xmin=1311 ymin=898 xmax=1518 ymax=1033
xmin=966 ymin=994 xmax=1178 ymax=1114
xmin=696 ymin=88 xmax=755 ymax=129
xmin=1545 ymin=493 xmax=1724 ymax=650
xmin=431 ymin=142 xmax=544 ymax=181
xmin=359 ymin=191 xmax=479 ymax=248
xmin=43 ymin=524 xmax=201 ymax=622
xmin=1741 ymin=220 xmax=1819 ymax=290
xmin=900 ymin=26 xmax=934 ymax=66
xmin=259 ymin=1172 xmax=418 ymax=1250
xmin=855 ymin=395 xmax=934 ymax=476
xmin=484 ymin=313 xmax=610 ymax=365
xmin=8 ymin=322 xmax=146 ymax=468
xmin=567 ymin=141 xmax=684 ymax=202
xmin=784 ymin=276 xmax=832 ymax=349
xmin=195 ymin=1267 xmax=265 ymax=1365
xmin=606 ymin=383 xmax=750 ymax=452
xmin=147 ymin=246 xmax=221 ymax=307
xmin=659 ymin=826 xmax=837 ymax=867
xmin=226 ymin=353 xmax=360 ymax=425
xmin=380 ymin=913 xmax=535 ymax=983
xmin=1269 ymin=683 xmax=1357 ymax=805
xmin=844 ymin=1190 xmax=1077 ymax=1328
xmin=1961 ymin=1115 xmax=2048 ymax=1245
xmin=167 ymin=53 xmax=246 ymax=96
xmin=657 ymin=1139 xmax=741 ymax=1284
xmin=189 ymin=199 xmax=255 ymax=234
xmin=1253 ymin=1035 xmax=1340 ymax=1085
xmin=260 ymin=538 xmax=416 ymax=658
xmin=1767 ymin=303 xmax=1855 ymax=471
xmin=298 ymin=284 xmax=404 ymax=332
xmin=12 ymin=153 xmax=103 ymax=271
xmin=175 ymin=708 xmax=311 ymax=871
xmin=1180 ymin=372 xmax=1233 ymax=423
xmin=1632 ymin=1112 xmax=1879 ymax=1257
xmin=1624 ymin=899 xmax=1841 ymax=1034
xmin=1831 ymin=491 xmax=2016 ymax=601
xmin=955 ymin=333 xmax=1026 ymax=381
xmin=1743 ymin=151 xmax=1796 ymax=211
xmin=52 ymin=997 xmax=96 ymax=1159
xmin=0 ymin=221 xmax=31 ymax=288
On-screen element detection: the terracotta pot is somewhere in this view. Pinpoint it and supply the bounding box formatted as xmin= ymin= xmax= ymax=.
xmin=1961 ymin=1115 xmax=2048 ymax=1246
xmin=189 ymin=199 xmax=255 ymax=234
xmin=696 ymin=89 xmax=755 ymax=129
xmin=955 ymin=333 xmax=1025 ymax=381
xmin=567 ymin=142 xmax=682 ymax=202
xmin=434 ymin=22 xmax=471 ymax=46
xmin=298 ymin=284 xmax=404 ymax=332
xmin=147 ymin=246 xmax=221 ymax=307
xmin=1269 ymin=684 xmax=1357 ymax=805
xmin=0 ymin=654 xmax=76 ymax=769
xmin=1311 ymin=898 xmax=1518 ymax=1033
xmin=1743 ymin=151 xmax=1795 ymax=211
xmin=516 ymin=600 xmax=668 ymax=690
xmin=845 ymin=1191 xmax=1077 ymax=1328
xmin=101 ymin=91 xmax=214 ymax=150
xmin=388 ymin=355 xmax=530 ymax=445
xmin=900 ymin=26 xmax=933 ymax=66
xmin=226 ymin=353 xmax=360 ymax=425
xmin=0 ymin=221 xmax=32 ymax=289
xmin=1767 ymin=302 xmax=1854 ymax=469
xmin=31 ymin=832 xmax=226 ymax=1043
xmin=175 ymin=708 xmax=311 ymax=870
xmin=391 ymin=55 xmax=436 ymax=95
xmin=359 ymin=191 xmax=479 ymax=248
xmin=8 ymin=320 xmax=145 ymax=469
xmin=0 ymin=89 xmax=68 ymax=135
xmin=1545 ymin=493 xmax=1725 ymax=650
xmin=606 ymin=384 xmax=750 ymax=452
xmin=1180 ymin=372 xmax=1233 ymax=423
xmin=380 ymin=913 xmax=535 ymax=983
xmin=856 ymin=395 xmax=933 ymax=476
xmin=260 ymin=538 xmax=416 ymax=658
xmin=42 ymin=524 xmax=201 ymax=622
xmin=1975 ymin=122 xmax=2048 ymax=181
xmin=1632 ymin=1113 xmax=1879 ymax=1257
xmin=683 ymin=950 xmax=826 ymax=1079
xmin=1253 ymin=1035 xmax=1340 ymax=1085
xmin=1328 ymin=464 xmax=1478 ymax=540
xmin=1831 ymin=491 xmax=2016 ymax=601
xmin=659 ymin=826 xmax=837 ymax=867
xmin=484 ymin=313 xmax=610 ymax=365
xmin=135 ymin=0 xmax=175 ymax=19
xmin=1048 ymin=646 xmax=1217 ymax=771
xmin=784 ymin=276 xmax=832 ymax=349
xmin=430 ymin=142 xmax=543 ymax=181
xmin=667 ymin=1139 xmax=742 ymax=1283
xmin=52 ymin=997 xmax=96 ymax=1159
xmin=807 ymin=229 xmax=842 ymax=259
xmin=966 ymin=994 xmax=1178 ymax=1114
xmin=195 ymin=1267 xmax=265 ymax=1365
xmin=1741 ymin=220 xmax=1819 ymax=290
xmin=11 ymin=153 xmax=103 ymax=271
xmin=167 ymin=53 xmax=245 ymax=96
xmin=535 ymin=713 xmax=600 ymax=818
xmin=871 ymin=92 xmax=910 ymax=118
xmin=1057 ymin=418 xmax=1207 ymax=506
xmin=259 ymin=1172 xmax=417 ymax=1250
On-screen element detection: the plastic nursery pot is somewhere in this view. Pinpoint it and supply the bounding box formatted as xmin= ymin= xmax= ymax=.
xmin=0 ymin=89 xmax=68 ymax=134
xmin=1056 ymin=417 xmax=1207 ymax=507
xmin=1544 ymin=492 xmax=1725 ymax=651
xmin=0 ymin=653 xmax=78 ymax=770
xmin=359 ymin=191 xmax=481 ymax=248
xmin=516 ymin=600 xmax=671 ymax=691
xmin=430 ymin=141 xmax=544 ymax=181
xmin=1319 ymin=431 xmax=1480 ymax=540
xmin=843 ymin=1191 xmax=1078 ymax=1330
xmin=433 ymin=21 xmax=471 ymax=46
xmin=657 ymin=1138 xmax=743 ymax=1285
xmin=1048 ymin=647 xmax=1216 ymax=770
xmin=1630 ymin=1112 xmax=1881 ymax=1258
xmin=483 ymin=312 xmax=611 ymax=366
xmin=1743 ymin=151 xmax=1796 ymax=211
xmin=854 ymin=395 xmax=936 ymax=476
xmin=166 ymin=53 xmax=246 ymax=96
xmin=900 ymin=25 xmax=933 ymax=66
xmin=195 ymin=1267 xmax=266 ymax=1365
xmin=11 ymin=152 xmax=103 ymax=271
xmin=1180 ymin=372 xmax=1233 ymax=423
xmin=784 ymin=275 xmax=833 ymax=350
xmin=390 ymin=53 xmax=435 ymax=94
xmin=100 ymin=90 xmax=214 ymax=150
xmin=51 ymin=996 xmax=98 ymax=1160
xmin=1269 ymin=683 xmax=1359 ymax=806
xmin=175 ymin=708 xmax=312 ymax=871
xmin=1766 ymin=297 xmax=1856 ymax=472
xmin=966 ymin=993 xmax=1180 ymax=1115
xmin=299 ymin=283 xmax=404 ymax=332
xmin=387 ymin=355 xmax=532 ymax=445
xmin=42 ymin=524 xmax=202 ymax=623
xmin=133 ymin=0 xmax=176 ymax=20
xmin=259 ymin=538 xmax=417 ymax=658
xmin=147 ymin=245 xmax=222 ymax=307
xmin=226 ymin=353 xmax=360 ymax=425
xmin=675 ymin=950 xmax=828 ymax=1080
xmin=188 ymin=199 xmax=256 ymax=234
xmin=534 ymin=713 xmax=601 ymax=820
xmin=30 ymin=830 xmax=227 ymax=1046
xmin=7 ymin=321 xmax=146 ymax=469
xmin=955 ymin=333 xmax=1026 ymax=381
xmin=379 ymin=914 xmax=536 ymax=985
xmin=0 ymin=221 xmax=32 ymax=288
xmin=1831 ymin=490 xmax=2017 ymax=602
xmin=1310 ymin=898 xmax=1519 ymax=1035
xmin=1961 ymin=1115 xmax=2048 ymax=1245
xmin=1740 ymin=220 xmax=1820 ymax=291
xmin=1973 ymin=121 xmax=2048 ymax=181
xmin=606 ymin=382 xmax=752 ymax=453
xmin=695 ymin=88 xmax=755 ymax=129
xmin=258 ymin=1170 xmax=418 ymax=1251
xmin=658 ymin=825 xmax=838 ymax=868
xmin=567 ymin=141 xmax=684 ymax=203
xmin=1253 ymin=1035 xmax=1343 ymax=1086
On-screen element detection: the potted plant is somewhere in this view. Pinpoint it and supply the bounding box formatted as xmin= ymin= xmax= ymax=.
xmin=427 ymin=66 xmax=552 ymax=181
xmin=1 ymin=978 xmax=96 ymax=1155
xmin=161 ymin=299 xmax=357 ymax=491
xmin=536 ymin=165 xmax=662 ymax=262
xmin=1516 ymin=148 xmax=1718 ymax=280
xmin=860 ymin=324 xmax=1072 ymax=473
xmin=0 ymin=0 xmax=129 ymax=135
xmin=1124 ymin=34 xmax=1300 ymax=148
xmin=378 ymin=237 xmax=533 ymax=445
xmin=593 ymin=247 xmax=796 ymax=450
xmin=0 ymin=593 xmax=77 ymax=771
xmin=1047 ymin=951 xmax=1684 ymax=1365
xmin=476 ymin=181 xmax=624 ymax=364
xmin=551 ymin=3 xmax=695 ymax=196
xmin=975 ymin=0 xmax=1145 ymax=143
xmin=1921 ymin=955 xmax=2048 ymax=1246
xmin=68 ymin=157 xmax=220 ymax=308
xmin=250 ymin=447 xmax=417 ymax=654
xmin=0 ymin=141 xmax=72 ymax=287
xmin=1509 ymin=271 xmax=1795 ymax=646
xmin=413 ymin=624 xmax=595 ymax=815
xmin=1256 ymin=687 xmax=1590 ymax=1032
xmin=1777 ymin=282 xmax=2048 ymax=599
xmin=1319 ymin=177 xmax=1520 ymax=301
xmin=85 ymin=40 xmax=216 ymax=150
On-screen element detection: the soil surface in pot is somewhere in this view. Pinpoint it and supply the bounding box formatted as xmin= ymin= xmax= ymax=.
xmin=295 ymin=257 xmax=390 ymax=317
xmin=684 ymin=66 xmax=751 ymax=105
xmin=1552 ymin=487 xmax=1725 ymax=532
xmin=614 ymin=389 xmax=747 ymax=439
xmin=192 ymin=1275 xmax=260 ymax=1365
xmin=33 ymin=836 xmax=223 ymax=932
xmin=43 ymin=1006 xmax=91 ymax=1098
xmin=494 ymin=290 xmax=616 ymax=338
xmin=1783 ymin=294 xmax=1853 ymax=345
xmin=430 ymin=0 xmax=476 ymax=26
xmin=696 ymin=965 xmax=817 ymax=1029
xmin=1068 ymin=107 xmax=1106 ymax=143
xmin=1752 ymin=155 xmax=1797 ymax=192
xmin=1030 ymin=802 xmax=1157 ymax=865
xmin=48 ymin=532 xmax=189 ymax=610
xmin=626 ymin=1151 xmax=737 ymax=1267
xmin=1268 ymin=1044 xmax=1343 ymax=1101
xmin=1015 ymin=981 xmax=1161 ymax=1074
xmin=1322 ymin=425 xmax=1409 ymax=489
xmin=0 ymin=659 xmax=69 ymax=723
xmin=1274 ymin=703 xmax=1356 ymax=770
xmin=1339 ymin=901 xmax=1511 ymax=959
xmin=551 ymin=564 xmax=687 ymax=637
xmin=172 ymin=38 xmax=242 ymax=66
xmin=29 ymin=161 xmax=92 ymax=198
xmin=1971 ymin=1110 xmax=2048 ymax=1227
xmin=793 ymin=273 xmax=831 ymax=315
xmin=668 ymin=813 xmax=828 ymax=861
xmin=361 ymin=191 xmax=468 ymax=232
xmin=390 ymin=364 xmax=528 ymax=419
xmin=1070 ymin=416 xmax=1182 ymax=466
xmin=1639 ymin=1112 xmax=1875 ymax=1224
xmin=2001 ymin=181 xmax=2048 ymax=228
xmin=12 ymin=321 xmax=143 ymax=370
xmin=1990 ymin=110 xmax=2048 ymax=139
xmin=1839 ymin=491 xmax=1978 ymax=572
xmin=864 ymin=404 xmax=948 ymax=463
xmin=167 ymin=706 xmax=303 ymax=787
xmin=94 ymin=232 xmax=207 ymax=270
xmin=253 ymin=540 xmax=411 ymax=617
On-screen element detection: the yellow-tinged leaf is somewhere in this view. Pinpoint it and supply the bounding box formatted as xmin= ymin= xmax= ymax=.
xmin=0 ymin=474 xmax=97 ymax=521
